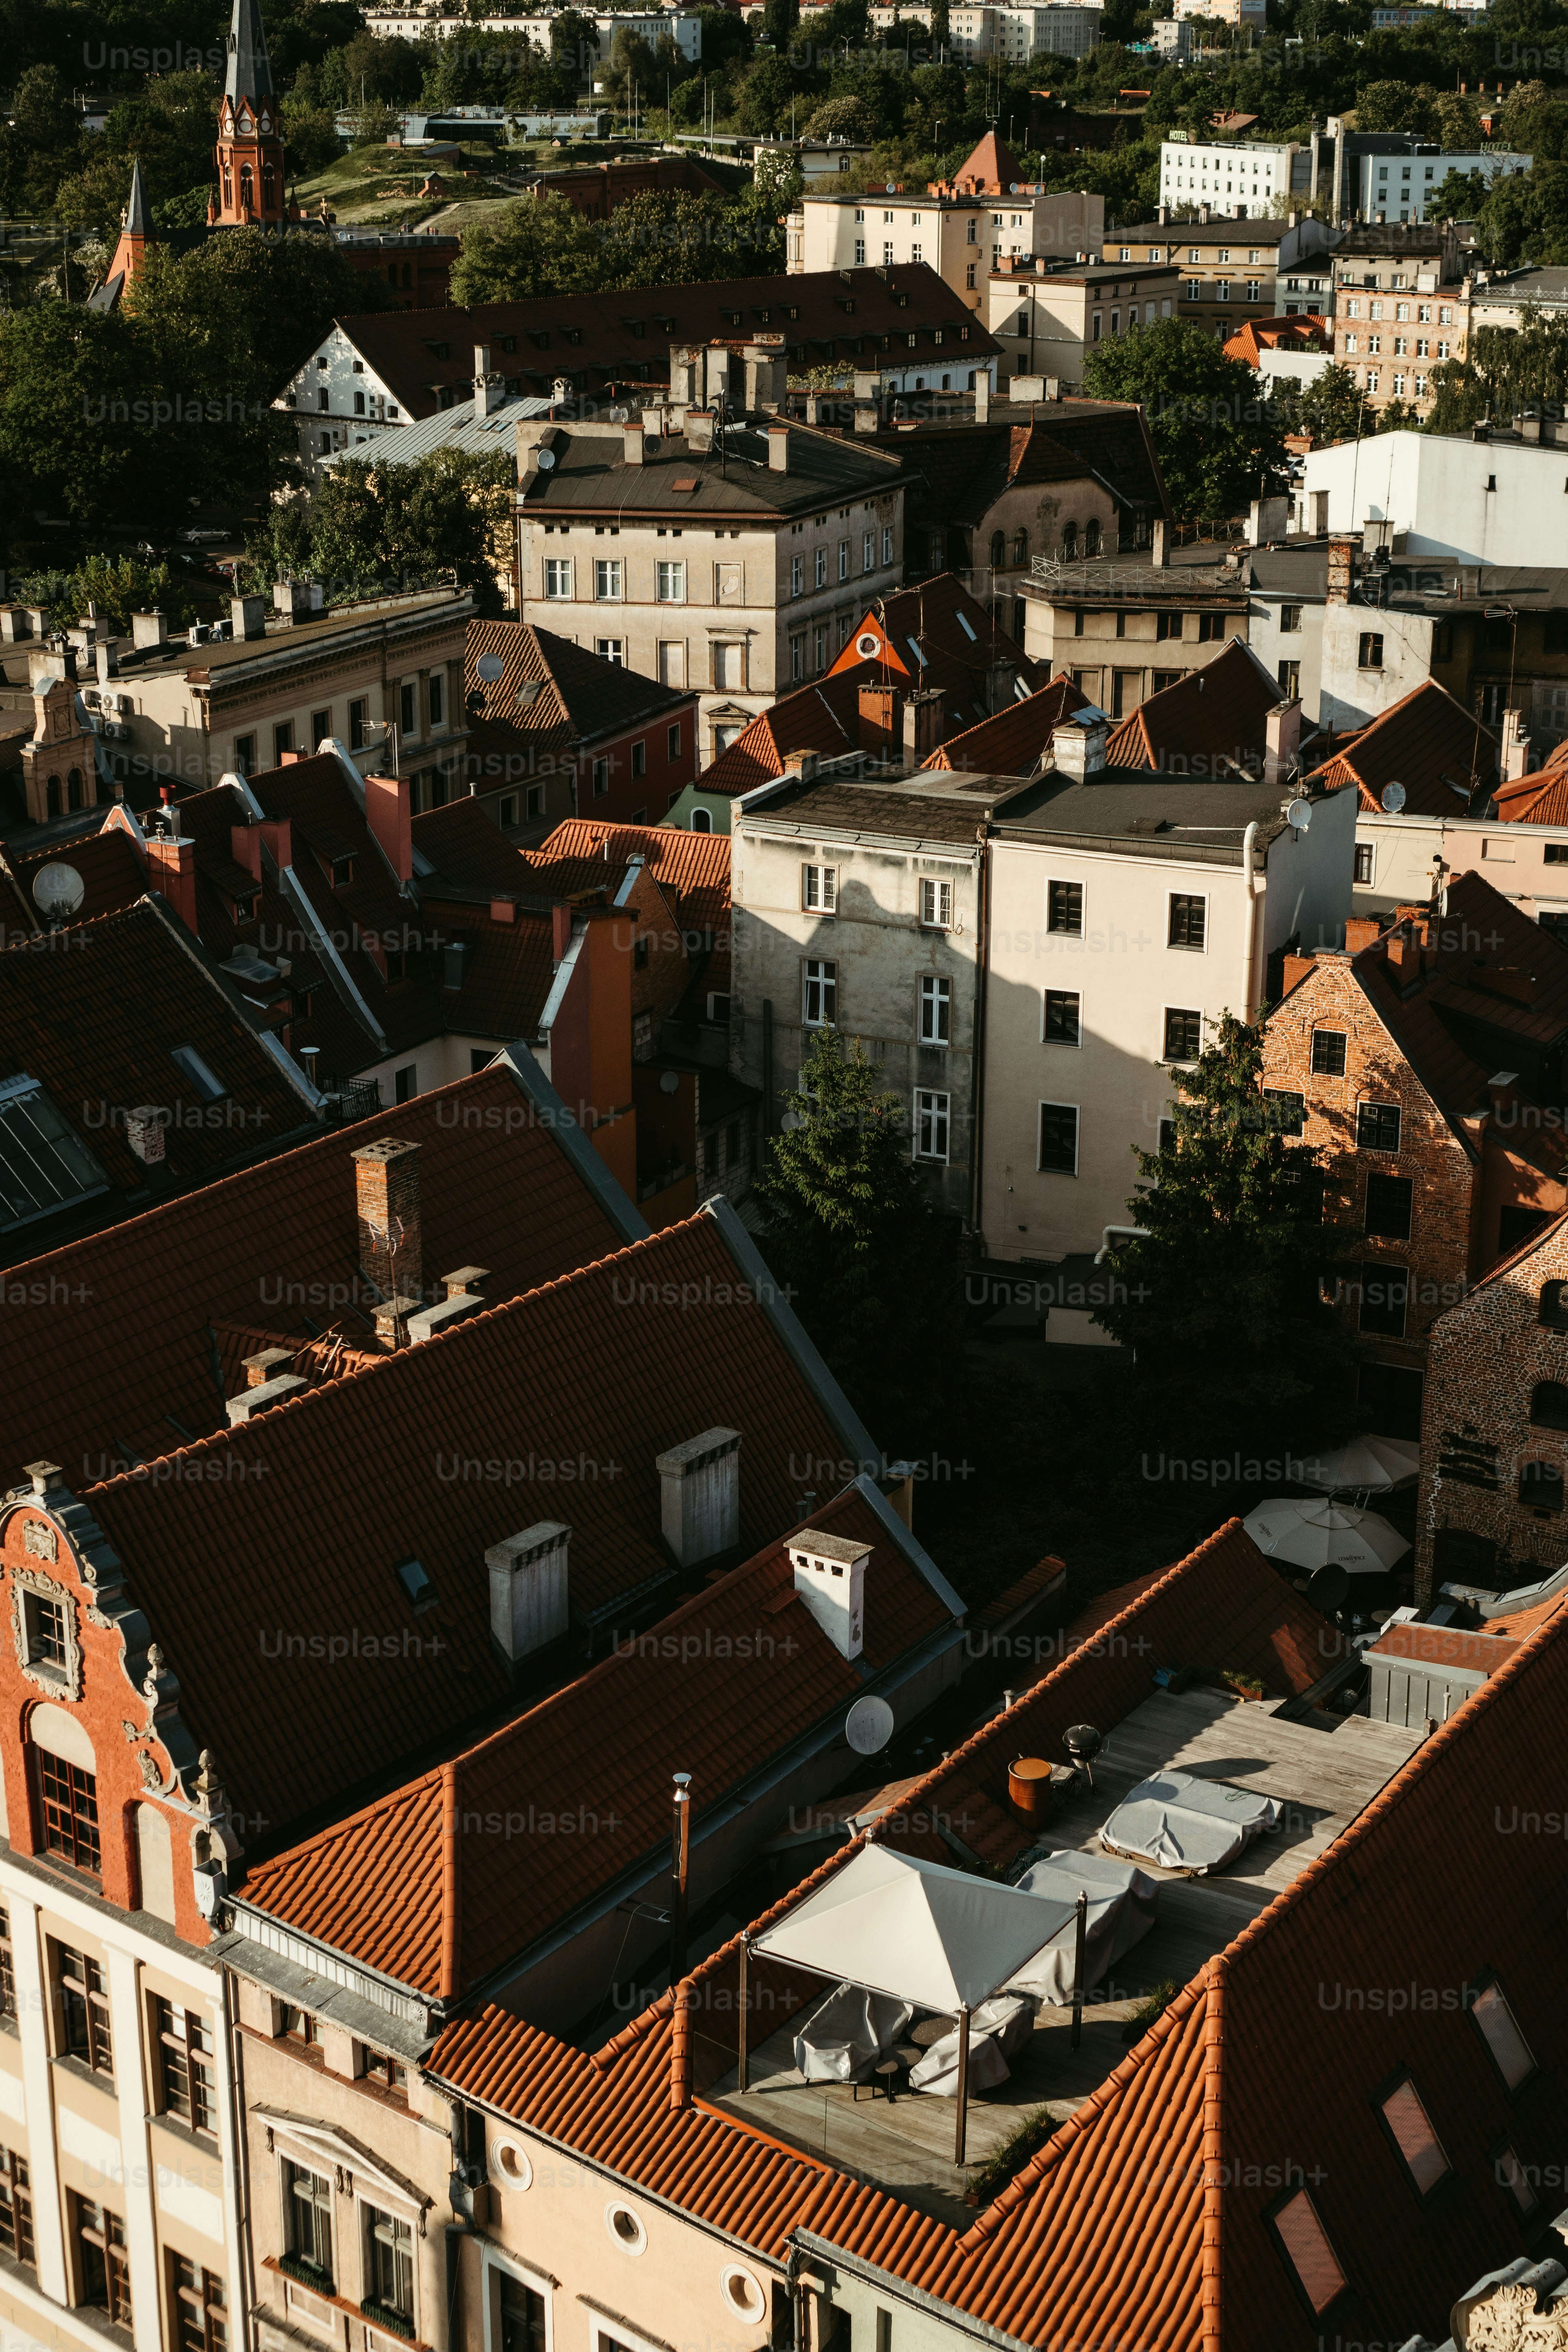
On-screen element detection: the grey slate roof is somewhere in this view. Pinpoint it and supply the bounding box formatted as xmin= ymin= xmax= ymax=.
xmin=225 ymin=0 xmax=273 ymax=99
xmin=523 ymin=417 xmax=907 ymax=518
xmin=995 ymin=765 xmax=1294 ymax=858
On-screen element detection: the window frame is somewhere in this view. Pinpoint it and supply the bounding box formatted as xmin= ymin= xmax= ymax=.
xmin=802 ymin=959 xmax=837 ymax=1030
xmin=75 ymin=2195 xmax=132 ymax=2329
xmin=1370 ymin=2068 xmax=1452 ymax=2202
xmin=1162 ymin=1006 xmax=1203 ymax=1064
xmin=38 ymin=1753 xmax=100 ymax=1876
xmin=593 ymin=558 xmax=622 ymax=603
xmin=1046 ymin=878 xmax=1084 ymax=938
xmin=1042 ymin=989 xmax=1081 ymax=1048
xmin=1310 ymin=1028 xmax=1348 ymax=1078
xmin=543 ymin=557 xmax=573 ymax=600
xmin=913 ymin=1088 xmax=950 ymax=1164
xmin=654 ymin=560 xmax=685 ymax=605
xmin=282 ymin=2158 xmax=335 ymax=2287
xmin=1038 ymin=1100 xmax=1079 ymax=1176
xmin=171 ymin=2252 xmax=227 ymax=2352
xmin=154 ymin=1995 xmax=217 ymax=2137
xmin=362 ymin=2200 xmax=416 ymax=2334
xmin=1356 ymin=1100 xmax=1401 ymax=1154
xmin=919 ymin=876 xmax=954 ymax=931
xmin=1467 ymin=1974 xmax=1538 ymax=2094
xmin=1167 ymin=892 xmax=1207 ymax=952
xmin=918 ymin=975 xmax=951 ymax=1047
xmin=1363 ymin=1170 xmax=1413 ymax=1241
xmin=802 ymin=863 xmax=837 ymax=915
xmin=1263 ymin=2185 xmax=1350 ymax=2324
xmin=0 ymin=2142 xmax=32 ymax=2269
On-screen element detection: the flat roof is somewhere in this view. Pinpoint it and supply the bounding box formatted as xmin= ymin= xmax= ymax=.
xmin=995 ymin=763 xmax=1297 ymax=852
xmin=7 ymin=589 xmax=472 ymax=684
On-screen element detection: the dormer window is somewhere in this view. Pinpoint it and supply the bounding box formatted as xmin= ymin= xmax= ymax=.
xmin=330 ymin=854 xmax=353 ymax=887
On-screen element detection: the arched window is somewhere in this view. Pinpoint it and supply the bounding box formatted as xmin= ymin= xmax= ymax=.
xmin=1085 ymin=518 xmax=1101 ymax=557
xmin=691 ymin=808 xmax=713 ymax=835
xmin=1521 ymin=1461 xmax=1565 ymax=1515
xmin=240 ymin=163 xmax=254 ymax=213
xmin=989 ymin=530 xmax=1005 ymax=572
xmin=46 ymin=777 xmax=61 ymax=818
xmin=1012 ymin=527 xmax=1028 ymax=567
xmin=1062 ymin=521 xmax=1078 ymax=560
xmin=1541 ymin=1280 xmax=1568 ymax=1333
xmin=1530 ymin=1380 xmax=1568 ymax=1430
xmin=222 ymin=167 xmax=232 ymax=210
xmin=67 ymin=769 xmax=83 ymax=811
xmin=263 ymin=164 xmax=275 ymax=211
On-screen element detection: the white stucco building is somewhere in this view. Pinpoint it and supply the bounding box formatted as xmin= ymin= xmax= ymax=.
xmin=1301 ymin=428 xmax=1568 ymax=570
xmin=1159 ymin=138 xmax=1306 ymax=215
xmin=788 ymin=189 xmax=1105 ymax=314
xmin=948 ymin=4 xmax=1102 ymax=58
xmin=1353 ymin=147 xmax=1529 ymax=223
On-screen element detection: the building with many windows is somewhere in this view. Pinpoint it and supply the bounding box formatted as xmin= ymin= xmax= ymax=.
xmin=1353 ymin=144 xmax=1529 ymax=222
xmin=1158 ymin=137 xmax=1308 ymax=218
xmin=987 ymin=253 xmax=1181 ymax=390
xmin=947 ymin=2 xmax=1103 ymax=57
xmin=788 ymin=186 xmax=1103 ymax=315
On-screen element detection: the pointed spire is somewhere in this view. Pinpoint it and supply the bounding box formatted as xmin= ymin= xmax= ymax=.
xmin=225 ymin=0 xmax=273 ymax=101
xmin=124 ymin=158 xmax=150 ymax=237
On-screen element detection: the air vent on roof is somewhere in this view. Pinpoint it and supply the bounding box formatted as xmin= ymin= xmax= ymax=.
xmin=623 ymin=318 xmax=647 ymax=337
xmin=396 ymin=1556 xmax=438 ymax=1613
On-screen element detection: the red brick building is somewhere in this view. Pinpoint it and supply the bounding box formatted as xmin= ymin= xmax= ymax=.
xmin=1416 ymin=1207 xmax=1568 ymax=1598
xmin=516 ymin=151 xmax=726 ymax=221
xmin=1260 ymin=872 xmax=1568 ymax=1436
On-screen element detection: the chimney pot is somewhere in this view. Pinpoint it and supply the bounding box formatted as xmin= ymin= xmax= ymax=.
xmin=1344 ymin=916 xmax=1382 ymax=952
xmin=656 ymin=1427 xmax=741 ymax=1567
xmin=352 ymin=1136 xmax=423 ymax=1307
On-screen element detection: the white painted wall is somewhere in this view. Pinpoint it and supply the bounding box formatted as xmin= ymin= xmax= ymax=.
xmin=1302 ymin=429 xmax=1568 ymax=568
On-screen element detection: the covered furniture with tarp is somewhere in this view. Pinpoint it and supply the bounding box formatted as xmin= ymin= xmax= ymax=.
xmin=908 ymin=1994 xmax=1034 ymax=2096
xmin=748 ymin=1844 xmax=1081 ymax=2161
xmin=793 ymin=1983 xmax=914 ymax=2083
xmin=1002 ymin=1848 xmax=1159 ymax=2002
xmin=1100 ymin=1769 xmax=1280 ymax=1873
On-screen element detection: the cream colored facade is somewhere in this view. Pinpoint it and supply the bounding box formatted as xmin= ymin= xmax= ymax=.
xmin=1019 ymin=574 xmax=1251 ymax=719
xmin=948 ymin=2 xmax=1102 ymax=57
xmin=788 ymin=192 xmax=1104 ymax=315
xmin=987 ymin=262 xmax=1180 ymax=393
xmin=1351 ymin=809 xmax=1568 ymax=930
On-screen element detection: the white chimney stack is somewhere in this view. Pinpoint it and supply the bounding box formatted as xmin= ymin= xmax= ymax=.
xmin=789 ymin=1530 xmax=871 ymax=1660
xmin=656 ymin=1428 xmax=741 ymax=1567
xmin=1051 ymin=716 xmax=1109 ymax=780
xmin=487 ymin=1521 xmax=571 ymax=1661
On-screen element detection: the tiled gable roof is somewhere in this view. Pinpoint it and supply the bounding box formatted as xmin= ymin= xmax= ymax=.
xmin=826 ymin=575 xmax=1042 ymax=706
xmin=9 ymin=827 xmax=147 ymax=924
xmin=1106 ymin=637 xmax=1283 ymax=771
xmin=1222 ymin=314 xmax=1331 ymax=367
xmin=1304 ymin=678 xmax=1499 ymax=816
xmin=236 ymin=1485 xmax=954 ymax=1998
xmin=464 ymin=622 xmax=696 ymax=761
xmin=411 ymin=797 xmax=540 ymax=895
xmin=0 ymin=1058 xmax=634 ymax=1476
xmin=82 ymin=1203 xmax=882 ymax=1839
xmin=526 ymin=819 xmax=731 ymax=938
xmin=1494 ymin=733 xmax=1568 ymax=825
xmin=922 ymin=674 xmax=1086 ymax=774
xmin=946 ymin=128 xmax=1026 ymax=193
xmin=697 ymin=669 xmax=876 ymax=797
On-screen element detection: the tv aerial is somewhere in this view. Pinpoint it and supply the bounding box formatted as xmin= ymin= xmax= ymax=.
xmin=30 ymin=863 xmax=84 ymax=919
xmin=1380 ymin=780 xmax=1407 ymax=814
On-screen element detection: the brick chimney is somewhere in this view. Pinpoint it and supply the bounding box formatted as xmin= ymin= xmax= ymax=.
xmin=901 ymin=689 xmax=944 ymax=763
xmin=146 ymin=829 xmax=197 ymax=934
xmin=1281 ymin=951 xmax=1316 ymax=995
xmin=365 ymin=770 xmax=412 ymax=884
xmin=353 ymin=1136 xmax=423 ymax=1305
xmin=231 ymin=821 xmax=263 ymax=884
xmin=1327 ymin=538 xmax=1356 ymax=604
xmin=1345 ymin=916 xmax=1382 ymax=953
xmin=859 ymin=685 xmax=897 ymax=759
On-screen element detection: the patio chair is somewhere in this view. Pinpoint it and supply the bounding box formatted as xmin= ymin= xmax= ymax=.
xmin=793 ymin=1982 xmax=915 ymax=2084
xmin=907 ymin=1993 xmax=1035 ymax=2096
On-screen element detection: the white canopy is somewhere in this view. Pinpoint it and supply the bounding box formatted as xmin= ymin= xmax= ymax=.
xmin=1243 ymin=1495 xmax=1411 ymax=1575
xmin=1296 ymin=1435 xmax=1421 ymax=1496
xmin=751 ymin=1844 xmax=1079 ymax=2013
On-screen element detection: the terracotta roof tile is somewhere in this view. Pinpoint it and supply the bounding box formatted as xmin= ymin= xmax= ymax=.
xmin=1495 ymin=733 xmax=1568 ymax=825
xmin=1304 ymin=678 xmax=1500 ymax=816
xmin=9 ymin=828 xmax=147 ymax=924
xmin=1106 ymin=638 xmax=1284 ymax=772
xmin=526 ymin=820 xmax=731 ymax=937
xmin=83 ymin=1205 xmax=883 ymax=1838
xmin=237 ymin=1485 xmax=954 ymax=1997
xmin=922 ymin=675 xmax=1086 ymax=775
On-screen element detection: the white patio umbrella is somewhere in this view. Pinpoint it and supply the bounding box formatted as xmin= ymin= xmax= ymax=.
xmin=1243 ymin=1496 xmax=1410 ymax=1576
xmin=1294 ymin=1435 xmax=1422 ymax=1497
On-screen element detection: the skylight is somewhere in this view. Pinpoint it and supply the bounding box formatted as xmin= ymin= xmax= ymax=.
xmin=906 ymin=636 xmax=929 ymax=668
xmin=396 ymin=1557 xmax=438 ymax=1612
xmin=955 ymin=611 xmax=977 ymax=641
xmin=170 ymin=1045 xmax=228 ymax=1102
xmin=0 ymin=1077 xmax=109 ymax=1232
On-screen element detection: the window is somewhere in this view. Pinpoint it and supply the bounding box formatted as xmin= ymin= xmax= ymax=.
xmin=348 ymin=700 xmax=367 ymax=752
xmin=1364 ymin=1171 xmax=1412 ymax=1240
xmin=803 ymin=960 xmax=836 ymax=1027
xmin=1497 ymin=2145 xmax=1539 ymax=2219
xmin=1378 ymin=2076 xmax=1450 ymax=2196
xmin=1471 ymin=1980 xmax=1536 ymax=2089
xmin=802 ymin=864 xmax=837 ymax=914
xmin=591 ymin=758 xmax=609 ymax=799
xmin=863 ymin=531 xmax=875 ymax=573
xmin=1358 ymin=632 xmax=1384 ymax=669
xmin=1358 ymin=1259 xmax=1408 ymax=1337
xmin=544 ymin=558 xmax=573 ymax=598
xmin=1280 ymin=604 xmax=1302 ymax=634
xmin=429 ymin=673 xmax=444 ymax=728
xmin=172 ymin=2257 xmax=226 ymax=2352
xmin=1044 ymin=990 xmax=1080 ymax=1046
xmin=284 ymin=2161 xmax=333 ymax=2284
xmin=1038 ymin=1102 xmax=1078 ymax=1175
xmin=280 ymin=2006 xmax=317 ymax=2045
xmin=1197 ymin=613 xmax=1225 ymax=642
xmin=914 ymin=1090 xmax=949 ymax=1163
xmin=399 ymin=682 xmax=417 ymax=737
xmin=1163 ymin=1007 xmax=1202 ymax=1062
xmin=156 ymin=1998 xmax=216 ymax=2135
xmin=594 ymin=639 xmax=623 ymax=667
xmin=656 ymin=562 xmax=685 ymax=603
xmin=393 ymin=1065 xmax=415 ymax=1106
xmin=1265 ymin=1089 xmax=1305 ymax=1137
xmin=1532 ymin=1380 xmax=1568 ymax=1431
xmin=1307 ymin=1029 xmax=1348 ymax=1079
xmin=814 ymin=548 xmax=828 ymax=590
xmin=1047 ymin=880 xmax=1083 ymax=936
xmin=919 ymin=976 xmax=951 ymax=1045
xmin=20 ymin=1588 xmax=68 ymax=1677
xmin=40 ymin=1756 xmax=100 ymax=1875
xmin=364 ymin=2206 xmax=414 ymax=2331
xmin=273 ymin=719 xmax=294 ymax=763
xmin=233 ymin=733 xmax=256 ymax=776
xmin=920 ymin=877 xmax=953 ymax=929
xmin=630 ymin=740 xmax=645 ymax=780
xmin=361 ymin=2048 xmax=408 ymax=2096
xmin=1354 ymin=843 xmax=1374 ymax=885
xmin=838 ymin=540 xmax=850 ymax=583
xmin=1168 ymin=893 xmax=1206 ymax=950
xmin=1155 ymin=612 xmax=1183 ymax=642
xmin=77 ymin=2200 xmax=132 ymax=2327
xmin=1542 ymin=1280 xmax=1568 ymax=1333
xmin=1520 ymin=1461 xmax=1564 ymax=1515
xmin=1357 ymin=1101 xmax=1401 ymax=1153
xmin=790 ymin=555 xmax=804 ymax=599
xmin=0 ymin=2146 xmax=32 ymax=2267
xmin=594 ymin=560 xmax=622 ymax=601
xmin=1271 ymin=2190 xmax=1346 ymax=2318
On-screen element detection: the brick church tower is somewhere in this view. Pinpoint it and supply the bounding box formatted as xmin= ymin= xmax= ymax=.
xmin=209 ymin=0 xmax=286 ymax=226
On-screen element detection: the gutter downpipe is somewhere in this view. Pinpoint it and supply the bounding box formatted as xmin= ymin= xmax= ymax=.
xmin=1240 ymin=819 xmax=1260 ymax=1017
xmin=968 ymin=828 xmax=991 ymax=1240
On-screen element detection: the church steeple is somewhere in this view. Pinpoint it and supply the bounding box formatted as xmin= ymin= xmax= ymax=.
xmin=209 ymin=0 xmax=285 ymax=226
xmin=92 ymin=157 xmax=157 ymax=307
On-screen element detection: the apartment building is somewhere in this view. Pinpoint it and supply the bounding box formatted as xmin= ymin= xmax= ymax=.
xmin=1469 ymin=261 xmax=1568 ymax=336
xmin=1159 ymin=137 xmax=1307 ymax=218
xmin=362 ymin=8 xmax=706 ymax=57
xmin=981 ymin=699 xmax=1354 ymax=1263
xmin=948 ymin=2 xmax=1103 ymax=57
xmin=514 ymin=351 xmax=910 ymax=763
xmin=1354 ymin=145 xmax=1528 ymax=223
xmin=788 ymin=187 xmax=1103 ymax=314
xmin=0 ymin=592 xmax=473 ymax=800
xmin=1303 ymin=424 xmax=1568 ymax=570
xmin=987 ymin=254 xmax=1180 ymax=390
xmin=1172 ymin=0 xmax=1265 ymax=21
xmin=1018 ymin=536 xmax=1253 ymax=716
xmin=1327 ymin=220 xmax=1465 ymax=416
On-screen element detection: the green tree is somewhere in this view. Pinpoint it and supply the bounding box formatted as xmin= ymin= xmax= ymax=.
xmin=1427 ymin=304 xmax=1568 ymax=429
xmin=1291 ymin=361 xmax=1365 ymax=445
xmin=1427 ymin=165 xmax=1489 ymax=222
xmin=802 ymin=94 xmax=876 ymax=141
xmin=1081 ymin=316 xmax=1287 ymax=519
xmin=450 ymin=192 xmax=609 ymax=302
xmin=1351 ymin=78 xmax=1433 ymax=136
xmin=15 ymin=554 xmax=196 ymax=633
xmin=738 ymin=51 xmax=802 ymax=133
xmin=1094 ymin=1013 xmax=1363 ymax=1457
xmin=762 ymin=0 xmax=799 ymax=42
xmin=752 ymin=1030 xmax=964 ymax=1460
xmin=551 ymin=8 xmax=600 ymax=80
xmin=601 ymin=188 xmax=786 ymax=283
xmin=245 ymin=448 xmax=512 ymax=611
xmin=279 ymin=99 xmax=344 ymax=176
xmin=0 ymin=304 xmax=176 ymax=548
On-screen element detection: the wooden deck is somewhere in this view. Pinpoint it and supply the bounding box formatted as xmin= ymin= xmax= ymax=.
xmin=706 ymin=1689 xmax=1423 ymax=2225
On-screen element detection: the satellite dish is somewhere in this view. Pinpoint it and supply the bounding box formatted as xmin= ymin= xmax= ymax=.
xmin=31 ymin=862 xmax=84 ymax=918
xmin=535 ymin=447 xmax=555 ymax=470
xmin=1306 ymin=1563 xmax=1350 ymax=1617
xmin=856 ymin=632 xmax=880 ymax=658
xmin=658 ymin=1069 xmax=679 ymax=1094
xmin=474 ymin=652 xmax=504 ymax=683
xmin=1287 ymin=797 xmax=1313 ymax=831
xmin=845 ymin=1694 xmax=895 ymax=1756
xmin=1380 ymin=780 xmax=1407 ymax=814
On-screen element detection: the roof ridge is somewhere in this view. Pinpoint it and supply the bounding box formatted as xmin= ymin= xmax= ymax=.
xmin=81 ymin=1209 xmax=727 ymax=1497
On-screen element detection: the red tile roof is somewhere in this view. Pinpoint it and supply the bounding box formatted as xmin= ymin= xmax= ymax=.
xmin=1304 ymin=678 xmax=1500 ymax=816
xmin=0 ymin=1058 xmax=634 ymax=1477
xmin=82 ymin=1203 xmax=883 ymax=1837
xmin=429 ymin=1521 xmax=1568 ymax=2347
xmin=825 ymin=575 xmax=1042 ymax=707
xmin=941 ymin=128 xmax=1028 ymax=194
xmin=1222 ymin=316 xmax=1331 ymax=368
xmin=697 ymin=668 xmax=879 ymax=797
xmin=411 ymin=797 xmax=541 ymax=896
xmin=461 ymin=622 xmax=696 ymax=779
xmin=921 ymin=674 xmax=1086 ymax=775
xmin=526 ymin=819 xmax=731 ymax=940
xmin=1106 ymin=638 xmax=1284 ymax=772
xmin=9 ymin=828 xmax=148 ymax=924
xmin=1493 ymin=734 xmax=1568 ymax=825
xmin=236 ymin=1485 xmax=955 ymax=1998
